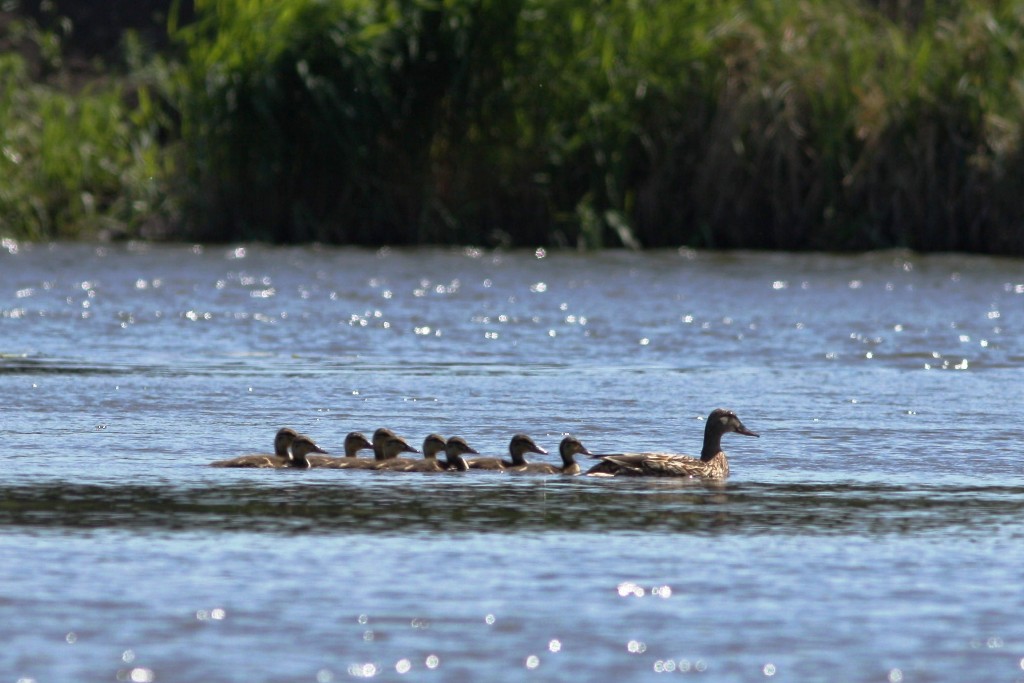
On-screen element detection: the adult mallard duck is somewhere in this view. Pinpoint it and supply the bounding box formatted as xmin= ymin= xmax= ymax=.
xmin=310 ymin=431 xmax=374 ymax=468
xmin=586 ymin=409 xmax=758 ymax=479
xmin=466 ymin=434 xmax=547 ymax=470
xmin=210 ymin=427 xmax=298 ymax=468
xmin=375 ymin=434 xmax=447 ymax=472
xmin=508 ymin=436 xmax=591 ymax=475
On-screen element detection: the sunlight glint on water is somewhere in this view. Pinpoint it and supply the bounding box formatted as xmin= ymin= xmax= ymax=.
xmin=1 ymin=244 xmax=1023 ymax=682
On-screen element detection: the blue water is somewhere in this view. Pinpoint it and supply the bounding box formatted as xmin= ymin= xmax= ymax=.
xmin=2 ymin=242 xmax=1023 ymax=682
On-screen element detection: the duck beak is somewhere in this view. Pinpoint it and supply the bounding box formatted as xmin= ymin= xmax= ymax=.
xmin=736 ymin=423 xmax=759 ymax=437
xmin=532 ymin=445 xmax=549 ymax=455
xmin=578 ymin=445 xmax=593 ymax=455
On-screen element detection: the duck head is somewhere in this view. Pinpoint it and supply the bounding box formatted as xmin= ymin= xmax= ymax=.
xmin=444 ymin=436 xmax=478 ymax=471
xmin=422 ymin=434 xmax=447 ymax=459
xmin=274 ymin=427 xmax=299 ymax=457
xmin=372 ymin=428 xmax=398 ymax=460
xmin=508 ymin=433 xmax=547 ymax=465
xmin=558 ymin=435 xmax=591 ymax=464
xmin=707 ymin=409 xmax=759 ymax=438
xmin=343 ymin=431 xmax=374 ymax=458
xmin=381 ymin=434 xmax=420 ymax=459
xmin=701 ymin=408 xmax=758 ymax=461
xmin=289 ymin=434 xmax=328 ymax=468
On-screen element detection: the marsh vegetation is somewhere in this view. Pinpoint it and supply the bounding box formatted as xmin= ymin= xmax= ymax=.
xmin=3 ymin=0 xmax=1023 ymax=252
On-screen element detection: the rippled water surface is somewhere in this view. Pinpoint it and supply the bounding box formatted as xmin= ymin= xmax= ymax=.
xmin=2 ymin=243 xmax=1023 ymax=682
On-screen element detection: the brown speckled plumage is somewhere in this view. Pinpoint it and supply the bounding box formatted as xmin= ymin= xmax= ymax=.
xmin=586 ymin=409 xmax=758 ymax=479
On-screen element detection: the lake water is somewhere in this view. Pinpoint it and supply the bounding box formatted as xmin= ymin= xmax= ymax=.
xmin=1 ymin=242 xmax=1023 ymax=682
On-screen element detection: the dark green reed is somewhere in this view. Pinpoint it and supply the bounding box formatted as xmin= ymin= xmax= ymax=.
xmin=0 ymin=16 xmax=177 ymax=240
xmin=3 ymin=0 xmax=1024 ymax=252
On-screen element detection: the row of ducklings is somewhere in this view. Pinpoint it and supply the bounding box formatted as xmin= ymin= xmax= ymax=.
xmin=212 ymin=427 xmax=591 ymax=474
xmin=211 ymin=409 xmax=760 ymax=478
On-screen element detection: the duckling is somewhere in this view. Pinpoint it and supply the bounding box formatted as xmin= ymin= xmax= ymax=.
xmin=466 ymin=434 xmax=547 ymax=470
xmin=285 ymin=434 xmax=330 ymax=469
xmin=422 ymin=433 xmax=448 ymax=460
xmin=508 ymin=436 xmax=591 ymax=475
xmin=372 ymin=427 xmax=417 ymax=461
xmin=330 ymin=433 xmax=419 ymax=470
xmin=586 ymin=408 xmax=758 ymax=478
xmin=210 ymin=427 xmax=298 ymax=468
xmin=312 ymin=431 xmax=374 ymax=468
xmin=374 ymin=434 xmax=447 ymax=472
xmin=439 ymin=436 xmax=479 ymax=472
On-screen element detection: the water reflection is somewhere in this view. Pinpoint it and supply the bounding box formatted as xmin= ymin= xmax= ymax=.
xmin=3 ymin=246 xmax=1024 ymax=683
xmin=2 ymin=480 xmax=1020 ymax=536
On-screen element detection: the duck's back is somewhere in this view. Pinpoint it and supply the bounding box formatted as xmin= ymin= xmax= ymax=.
xmin=587 ymin=452 xmax=726 ymax=478
xmin=507 ymin=462 xmax=571 ymax=475
xmin=374 ymin=457 xmax=419 ymax=471
xmin=210 ymin=454 xmax=288 ymax=468
xmin=376 ymin=458 xmax=446 ymax=472
xmin=465 ymin=457 xmax=508 ymax=470
xmin=318 ymin=456 xmax=378 ymax=470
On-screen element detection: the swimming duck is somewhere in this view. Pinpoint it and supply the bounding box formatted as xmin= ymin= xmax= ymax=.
xmin=285 ymin=434 xmax=330 ymax=469
xmin=330 ymin=433 xmax=419 ymax=470
xmin=311 ymin=431 xmax=374 ymax=468
xmin=372 ymin=427 xmax=418 ymax=461
xmin=210 ymin=427 xmax=298 ymax=468
xmin=377 ymin=435 xmax=478 ymax=472
xmin=586 ymin=408 xmax=758 ymax=478
xmin=374 ymin=434 xmax=448 ymax=472
xmin=466 ymin=434 xmax=548 ymax=470
xmin=508 ymin=436 xmax=591 ymax=475
xmin=439 ymin=436 xmax=479 ymax=472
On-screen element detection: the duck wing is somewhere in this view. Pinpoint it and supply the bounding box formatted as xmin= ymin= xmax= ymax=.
xmin=318 ymin=457 xmax=377 ymax=470
xmin=374 ymin=458 xmax=445 ymax=472
xmin=506 ymin=462 xmax=559 ymax=474
xmin=404 ymin=459 xmax=447 ymax=472
xmin=465 ymin=457 xmax=506 ymax=470
xmin=210 ymin=454 xmax=284 ymax=468
xmin=588 ymin=453 xmax=710 ymax=478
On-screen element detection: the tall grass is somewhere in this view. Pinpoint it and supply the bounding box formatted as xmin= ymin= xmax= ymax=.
xmin=4 ymin=0 xmax=1024 ymax=251
xmin=0 ymin=15 xmax=177 ymax=239
xmin=172 ymin=0 xmax=1024 ymax=251
xmin=175 ymin=0 xmax=485 ymax=243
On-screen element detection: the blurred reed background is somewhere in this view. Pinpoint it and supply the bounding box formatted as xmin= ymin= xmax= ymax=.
xmin=2 ymin=0 xmax=1023 ymax=252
